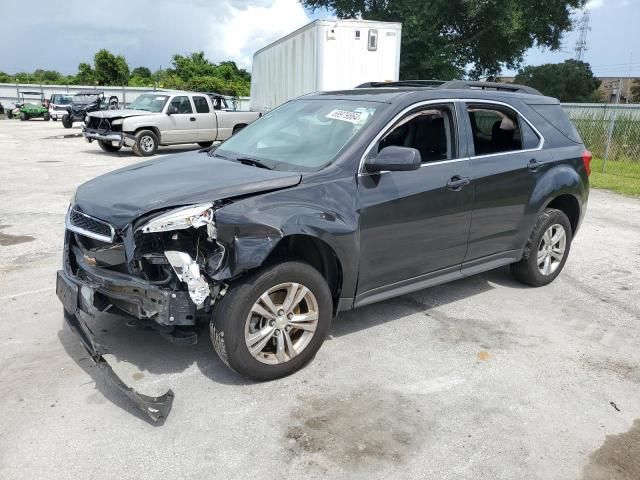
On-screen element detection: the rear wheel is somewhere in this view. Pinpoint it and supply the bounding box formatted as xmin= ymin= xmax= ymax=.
xmin=510 ymin=208 xmax=572 ymax=287
xmin=132 ymin=129 xmax=158 ymax=156
xmin=98 ymin=140 xmax=122 ymax=152
xmin=211 ymin=261 xmax=332 ymax=381
xmin=43 ymin=112 xmax=50 ymax=121
xmin=62 ymin=115 xmax=73 ymax=128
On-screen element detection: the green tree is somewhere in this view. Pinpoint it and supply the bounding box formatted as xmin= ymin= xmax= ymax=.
xmin=0 ymin=71 xmax=13 ymax=83
xmin=94 ymin=49 xmax=130 ymax=85
xmin=631 ymin=80 xmax=640 ymax=103
xmin=514 ymin=60 xmax=601 ymax=102
xmin=131 ymin=66 xmax=152 ymax=79
xmin=76 ymin=62 xmax=95 ymax=84
xmin=300 ymin=0 xmax=586 ymax=79
xmin=32 ymin=69 xmax=64 ymax=83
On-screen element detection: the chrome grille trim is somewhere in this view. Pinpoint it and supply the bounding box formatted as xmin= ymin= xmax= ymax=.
xmin=65 ymin=208 xmax=115 ymax=243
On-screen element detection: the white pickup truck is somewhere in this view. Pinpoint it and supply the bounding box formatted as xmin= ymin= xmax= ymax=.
xmin=83 ymin=91 xmax=260 ymax=156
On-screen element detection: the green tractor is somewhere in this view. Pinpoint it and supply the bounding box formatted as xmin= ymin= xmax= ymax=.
xmin=8 ymin=91 xmax=50 ymax=121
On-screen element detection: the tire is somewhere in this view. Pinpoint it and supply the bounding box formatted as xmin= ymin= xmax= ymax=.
xmin=132 ymin=129 xmax=158 ymax=157
xmin=62 ymin=115 xmax=72 ymax=129
xmin=98 ymin=140 xmax=122 ymax=152
xmin=20 ymin=112 xmax=27 ymax=121
xmin=198 ymin=141 xmax=214 ymax=148
xmin=43 ymin=112 xmax=50 ymax=121
xmin=52 ymin=117 xmax=58 ymax=121
xmin=510 ymin=208 xmax=573 ymax=287
xmin=211 ymin=261 xmax=333 ymax=381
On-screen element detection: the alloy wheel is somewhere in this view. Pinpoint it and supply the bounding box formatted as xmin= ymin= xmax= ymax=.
xmin=140 ymin=135 xmax=155 ymax=153
xmin=537 ymin=223 xmax=567 ymax=276
xmin=244 ymin=282 xmax=319 ymax=365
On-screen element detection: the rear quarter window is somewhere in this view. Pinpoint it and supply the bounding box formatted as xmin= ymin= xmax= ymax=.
xmin=527 ymin=104 xmax=582 ymax=144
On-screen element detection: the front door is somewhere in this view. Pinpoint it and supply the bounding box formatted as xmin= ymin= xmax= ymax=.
xmin=357 ymin=103 xmax=474 ymax=298
xmin=163 ymin=96 xmax=197 ymax=144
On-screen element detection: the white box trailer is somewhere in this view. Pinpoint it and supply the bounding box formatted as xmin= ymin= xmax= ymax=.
xmin=250 ymin=19 xmax=402 ymax=113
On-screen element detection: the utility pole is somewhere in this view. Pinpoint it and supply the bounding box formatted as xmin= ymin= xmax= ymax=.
xmin=574 ymin=9 xmax=591 ymax=62
xmin=626 ymin=52 xmax=633 ymax=103
xmin=603 ymin=79 xmax=623 ymax=172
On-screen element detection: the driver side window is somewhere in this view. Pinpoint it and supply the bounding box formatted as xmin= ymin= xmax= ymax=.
xmin=377 ymin=105 xmax=457 ymax=163
xmin=169 ymin=96 xmax=193 ymax=114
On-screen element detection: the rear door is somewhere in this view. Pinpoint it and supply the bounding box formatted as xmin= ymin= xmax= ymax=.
xmin=356 ymin=101 xmax=474 ymax=299
xmin=163 ymin=95 xmax=197 ymax=144
xmin=461 ymin=100 xmax=548 ymax=270
xmin=192 ymin=95 xmax=217 ymax=142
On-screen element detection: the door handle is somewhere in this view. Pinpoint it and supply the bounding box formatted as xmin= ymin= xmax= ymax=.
xmin=190 ymin=117 xmax=196 ymax=122
xmin=446 ymin=176 xmax=471 ymax=191
xmin=528 ymin=158 xmax=542 ymax=172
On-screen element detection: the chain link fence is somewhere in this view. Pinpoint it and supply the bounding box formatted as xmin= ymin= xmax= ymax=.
xmin=563 ymin=103 xmax=640 ymax=179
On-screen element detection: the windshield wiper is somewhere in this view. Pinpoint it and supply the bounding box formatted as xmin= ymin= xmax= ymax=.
xmin=235 ymin=157 xmax=273 ymax=170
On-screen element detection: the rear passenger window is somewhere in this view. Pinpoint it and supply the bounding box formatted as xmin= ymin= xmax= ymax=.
xmin=193 ymin=96 xmax=210 ymax=113
xmin=169 ymin=96 xmax=193 ymax=114
xmin=467 ymin=105 xmax=524 ymax=155
xmin=378 ymin=105 xmax=456 ymax=163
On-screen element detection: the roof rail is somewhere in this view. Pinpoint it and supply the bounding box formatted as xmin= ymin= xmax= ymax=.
xmin=355 ymin=79 xmax=543 ymax=96
xmin=355 ymin=80 xmax=446 ymax=89
xmin=439 ymin=80 xmax=543 ymax=96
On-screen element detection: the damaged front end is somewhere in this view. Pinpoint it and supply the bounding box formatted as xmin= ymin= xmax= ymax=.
xmin=57 ymin=202 xmax=229 ymax=422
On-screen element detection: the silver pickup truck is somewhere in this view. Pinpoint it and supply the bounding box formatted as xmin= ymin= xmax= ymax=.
xmin=83 ymin=91 xmax=260 ymax=156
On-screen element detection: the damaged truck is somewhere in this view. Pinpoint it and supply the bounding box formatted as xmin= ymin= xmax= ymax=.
xmin=57 ymin=81 xmax=590 ymax=421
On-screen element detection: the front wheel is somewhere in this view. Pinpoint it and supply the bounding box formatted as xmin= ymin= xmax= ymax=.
xmin=61 ymin=115 xmax=72 ymax=128
xmin=132 ymin=129 xmax=158 ymax=156
xmin=43 ymin=112 xmax=50 ymax=121
xmin=198 ymin=141 xmax=214 ymax=148
xmin=211 ymin=261 xmax=333 ymax=381
xmin=20 ymin=112 xmax=27 ymax=121
xmin=510 ymin=208 xmax=573 ymax=286
xmin=98 ymin=140 xmax=122 ymax=152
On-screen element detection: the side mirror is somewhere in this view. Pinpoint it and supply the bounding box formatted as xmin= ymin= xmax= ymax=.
xmin=365 ymin=146 xmax=421 ymax=173
xmin=167 ymin=105 xmax=178 ymax=115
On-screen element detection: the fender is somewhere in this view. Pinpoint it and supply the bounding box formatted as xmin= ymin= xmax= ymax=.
xmin=515 ymin=162 xmax=586 ymax=249
xmin=210 ymin=177 xmax=360 ymax=298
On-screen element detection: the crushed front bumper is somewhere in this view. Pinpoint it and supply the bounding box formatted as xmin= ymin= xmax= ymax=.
xmin=82 ymin=127 xmax=135 ymax=147
xmin=57 ymin=269 xmax=174 ymax=422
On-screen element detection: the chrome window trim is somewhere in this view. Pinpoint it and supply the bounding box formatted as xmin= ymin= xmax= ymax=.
xmin=65 ymin=208 xmax=115 ymax=244
xmin=358 ymin=98 xmax=545 ymax=175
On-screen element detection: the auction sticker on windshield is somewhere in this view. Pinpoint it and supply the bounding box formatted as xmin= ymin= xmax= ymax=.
xmin=326 ymin=109 xmax=363 ymax=123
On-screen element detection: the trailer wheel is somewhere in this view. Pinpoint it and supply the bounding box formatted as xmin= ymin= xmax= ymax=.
xmin=62 ymin=115 xmax=73 ymax=128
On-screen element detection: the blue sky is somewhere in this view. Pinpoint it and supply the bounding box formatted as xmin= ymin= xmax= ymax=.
xmin=0 ymin=0 xmax=638 ymax=78
xmin=505 ymin=0 xmax=640 ymax=77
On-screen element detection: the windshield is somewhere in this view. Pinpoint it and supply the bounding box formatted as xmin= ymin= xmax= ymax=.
xmin=128 ymin=94 xmax=170 ymax=113
xmin=52 ymin=95 xmax=71 ymax=105
xmin=216 ymin=99 xmax=383 ymax=171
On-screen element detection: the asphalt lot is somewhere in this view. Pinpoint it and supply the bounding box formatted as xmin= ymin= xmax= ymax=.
xmin=1 ymin=119 xmax=639 ymax=480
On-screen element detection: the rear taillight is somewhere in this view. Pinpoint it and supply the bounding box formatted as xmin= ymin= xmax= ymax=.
xmin=582 ymin=150 xmax=592 ymax=176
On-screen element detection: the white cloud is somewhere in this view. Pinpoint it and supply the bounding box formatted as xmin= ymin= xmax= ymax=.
xmin=212 ymin=0 xmax=310 ymax=69
xmin=586 ymin=0 xmax=605 ymax=9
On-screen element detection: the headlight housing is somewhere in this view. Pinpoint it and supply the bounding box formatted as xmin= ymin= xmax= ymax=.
xmin=111 ymin=118 xmax=124 ymax=126
xmin=140 ymin=203 xmax=216 ymax=236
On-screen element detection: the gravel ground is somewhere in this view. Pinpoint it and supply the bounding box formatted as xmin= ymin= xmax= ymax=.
xmin=1 ymin=120 xmax=639 ymax=480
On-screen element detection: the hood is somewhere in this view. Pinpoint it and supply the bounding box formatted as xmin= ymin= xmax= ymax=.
xmin=88 ymin=109 xmax=154 ymax=119
xmin=74 ymin=152 xmax=302 ymax=229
